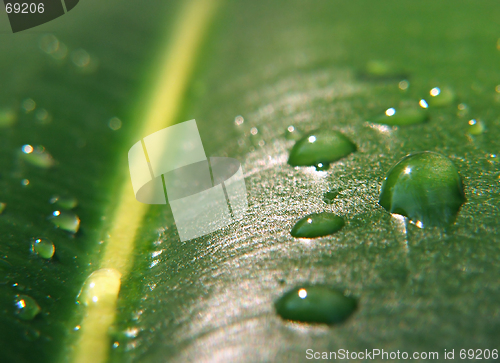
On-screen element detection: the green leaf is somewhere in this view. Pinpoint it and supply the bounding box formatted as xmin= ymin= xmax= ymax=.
xmin=1 ymin=1 xmax=500 ymax=362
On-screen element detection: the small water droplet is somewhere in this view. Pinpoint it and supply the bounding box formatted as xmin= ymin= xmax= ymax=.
xmin=52 ymin=42 xmax=68 ymax=60
xmin=13 ymin=282 xmax=26 ymax=291
xmin=372 ymin=107 xmax=428 ymax=126
xmin=24 ymin=328 xmax=40 ymax=341
xmin=0 ymin=202 xmax=6 ymax=214
xmin=35 ymin=108 xmax=51 ymax=124
xmin=250 ymin=127 xmax=258 ymax=135
xmin=467 ymin=119 xmax=485 ymax=135
xmin=39 ymin=34 xmax=59 ymax=54
xmin=291 ymin=212 xmax=345 ymax=238
xmin=457 ymin=103 xmax=469 ymax=117
xmin=19 ymin=144 xmax=56 ymax=168
xmin=234 ymin=115 xmax=244 ymax=126
xmin=424 ymin=87 xmax=455 ymax=107
xmin=0 ymin=107 xmax=16 ymax=127
xmin=49 ymin=210 xmax=80 ymax=233
xmin=49 ymin=195 xmax=78 ymax=209
xmin=398 ymin=80 xmax=409 ymax=90
xmin=108 ymin=117 xmax=122 ymax=131
xmin=275 ymin=285 xmax=357 ymax=325
xmin=288 ymin=130 xmax=356 ymax=169
xmin=323 ymin=190 xmax=340 ymax=204
xmin=419 ymin=99 xmax=428 ymax=109
xmin=21 ymin=179 xmax=30 ymax=187
xmin=22 ymin=99 xmax=36 ymax=113
xmin=124 ymin=327 xmax=139 ymax=338
xmin=77 ymin=268 xmax=121 ymax=306
xmin=379 ymin=151 xmax=466 ymax=227
xmin=31 ymin=238 xmax=55 ymax=259
xmin=14 ymin=295 xmax=41 ymax=320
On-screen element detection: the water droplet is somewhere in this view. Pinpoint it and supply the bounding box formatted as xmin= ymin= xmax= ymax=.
xmin=24 ymin=328 xmax=40 ymax=341
xmin=372 ymin=107 xmax=428 ymax=126
xmin=250 ymin=127 xmax=258 ymax=135
xmin=419 ymin=99 xmax=429 ymax=109
xmin=424 ymin=87 xmax=455 ymax=107
xmin=19 ymin=144 xmax=56 ymax=168
xmin=22 ymin=98 xmax=36 ymax=113
xmin=379 ymin=151 xmax=466 ymax=227
xmin=275 ymin=285 xmax=357 ymax=325
xmin=457 ymin=103 xmax=469 ymax=117
xmin=0 ymin=258 xmax=12 ymax=273
xmin=108 ymin=117 xmax=122 ymax=131
xmin=49 ymin=195 xmax=78 ymax=209
xmin=31 ymin=238 xmax=55 ymax=259
xmin=49 ymin=210 xmax=80 ymax=233
xmin=52 ymin=42 xmax=68 ymax=60
xmin=14 ymin=295 xmax=41 ymax=320
xmin=285 ymin=125 xmax=302 ymax=140
xmin=234 ymin=115 xmax=244 ymax=126
xmin=467 ymin=119 xmax=485 ymax=135
xmin=0 ymin=107 xmax=16 ymax=127
xmin=0 ymin=202 xmax=6 ymax=214
xmin=323 ymin=190 xmax=340 ymax=204
xmin=398 ymin=80 xmax=409 ymax=90
xmin=291 ymin=212 xmax=345 ymax=238
xmin=13 ymin=282 xmax=26 ymax=291
xmin=21 ymin=179 xmax=30 ymax=187
xmin=77 ymin=269 xmax=121 ymax=306
xmin=288 ymin=130 xmax=356 ymax=170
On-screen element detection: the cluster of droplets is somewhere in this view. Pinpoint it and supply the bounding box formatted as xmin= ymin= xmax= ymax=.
xmin=270 ymin=60 xmax=476 ymax=325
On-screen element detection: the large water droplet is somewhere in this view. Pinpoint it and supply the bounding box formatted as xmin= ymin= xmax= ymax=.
xmin=275 ymin=285 xmax=357 ymax=325
xmin=291 ymin=212 xmax=345 ymax=238
xmin=77 ymin=268 xmax=121 ymax=306
xmin=31 ymin=238 xmax=55 ymax=259
xmin=372 ymin=107 xmax=428 ymax=126
xmin=424 ymin=87 xmax=456 ymax=107
xmin=49 ymin=195 xmax=78 ymax=209
xmin=379 ymin=151 xmax=466 ymax=227
xmin=49 ymin=210 xmax=80 ymax=233
xmin=288 ymin=130 xmax=356 ymax=170
xmin=19 ymin=144 xmax=56 ymax=168
xmin=14 ymin=295 xmax=41 ymax=320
